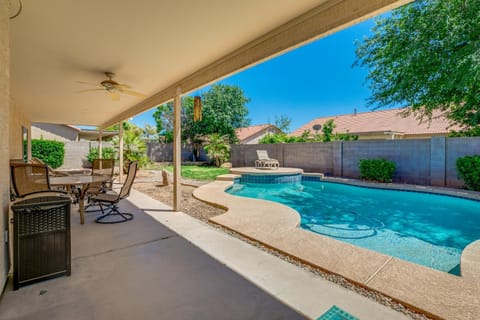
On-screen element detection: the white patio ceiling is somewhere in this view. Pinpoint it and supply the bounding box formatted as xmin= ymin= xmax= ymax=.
xmin=10 ymin=0 xmax=409 ymax=128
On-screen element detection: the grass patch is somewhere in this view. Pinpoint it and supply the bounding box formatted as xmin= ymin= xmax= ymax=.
xmin=144 ymin=163 xmax=229 ymax=180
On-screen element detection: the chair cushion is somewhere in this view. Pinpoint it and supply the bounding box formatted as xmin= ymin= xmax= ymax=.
xmin=91 ymin=192 xmax=119 ymax=203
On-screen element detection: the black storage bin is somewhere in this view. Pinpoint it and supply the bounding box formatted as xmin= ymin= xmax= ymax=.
xmin=11 ymin=195 xmax=71 ymax=290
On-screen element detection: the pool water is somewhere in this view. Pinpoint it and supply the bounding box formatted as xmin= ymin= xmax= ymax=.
xmin=227 ymin=180 xmax=480 ymax=275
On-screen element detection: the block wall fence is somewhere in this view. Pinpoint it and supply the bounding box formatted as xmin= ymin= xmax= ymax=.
xmin=230 ymin=137 xmax=480 ymax=188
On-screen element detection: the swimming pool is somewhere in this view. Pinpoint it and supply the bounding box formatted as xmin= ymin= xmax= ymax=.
xmin=227 ymin=178 xmax=480 ymax=275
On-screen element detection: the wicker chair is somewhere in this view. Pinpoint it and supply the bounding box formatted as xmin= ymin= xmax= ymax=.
xmin=90 ymin=161 xmax=138 ymax=224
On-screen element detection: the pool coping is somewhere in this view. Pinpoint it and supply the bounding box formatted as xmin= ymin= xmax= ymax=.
xmin=193 ymin=170 xmax=480 ymax=320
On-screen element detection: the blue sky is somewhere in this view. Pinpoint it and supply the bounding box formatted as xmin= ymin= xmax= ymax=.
xmin=132 ymin=16 xmax=380 ymax=133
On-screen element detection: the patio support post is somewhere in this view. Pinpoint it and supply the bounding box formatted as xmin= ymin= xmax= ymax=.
xmin=119 ymin=121 xmax=124 ymax=183
xmin=98 ymin=130 xmax=103 ymax=159
xmin=173 ymin=87 xmax=182 ymax=211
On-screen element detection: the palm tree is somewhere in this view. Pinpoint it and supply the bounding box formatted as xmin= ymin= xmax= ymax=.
xmin=142 ymin=124 xmax=157 ymax=141
xmin=112 ymin=123 xmax=149 ymax=171
xmin=203 ymin=134 xmax=231 ymax=167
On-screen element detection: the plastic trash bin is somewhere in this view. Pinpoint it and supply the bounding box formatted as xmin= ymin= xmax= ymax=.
xmin=11 ymin=195 xmax=71 ymax=289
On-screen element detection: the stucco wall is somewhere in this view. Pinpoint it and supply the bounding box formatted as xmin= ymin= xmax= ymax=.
xmin=9 ymin=99 xmax=31 ymax=159
xmin=0 ymin=0 xmax=10 ymax=292
xmin=31 ymin=123 xmax=78 ymax=142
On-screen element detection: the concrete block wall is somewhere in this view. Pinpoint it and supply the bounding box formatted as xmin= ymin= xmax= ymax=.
xmin=284 ymin=143 xmax=334 ymax=174
xmin=147 ymin=142 xmax=207 ymax=163
xmin=445 ymin=137 xmax=480 ymax=188
xmin=231 ymin=137 xmax=480 ymax=188
xmin=342 ymin=139 xmax=431 ymax=185
xmin=61 ymin=141 xmax=112 ymax=169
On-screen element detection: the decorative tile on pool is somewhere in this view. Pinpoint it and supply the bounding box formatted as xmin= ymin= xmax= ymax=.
xmin=239 ymin=173 xmax=301 ymax=184
xmin=317 ymin=305 xmax=359 ymax=320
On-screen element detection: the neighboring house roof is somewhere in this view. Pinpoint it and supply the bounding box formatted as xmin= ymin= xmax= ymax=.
xmin=235 ymin=124 xmax=281 ymax=143
xmin=291 ymin=108 xmax=462 ymax=137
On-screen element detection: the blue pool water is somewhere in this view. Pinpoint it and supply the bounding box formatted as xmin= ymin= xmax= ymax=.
xmin=227 ymin=179 xmax=480 ymax=274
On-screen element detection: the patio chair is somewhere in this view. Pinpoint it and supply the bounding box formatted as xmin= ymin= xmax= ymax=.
xmin=90 ymin=161 xmax=138 ymax=224
xmin=255 ymin=150 xmax=279 ymax=169
xmin=86 ymin=158 xmax=115 ymax=200
xmin=10 ymin=163 xmax=67 ymax=198
xmin=31 ymin=157 xmax=71 ymax=177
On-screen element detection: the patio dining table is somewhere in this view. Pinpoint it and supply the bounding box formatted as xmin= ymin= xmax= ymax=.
xmin=50 ymin=175 xmax=109 ymax=225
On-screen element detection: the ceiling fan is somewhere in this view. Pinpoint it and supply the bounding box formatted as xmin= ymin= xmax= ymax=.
xmin=77 ymin=72 xmax=146 ymax=101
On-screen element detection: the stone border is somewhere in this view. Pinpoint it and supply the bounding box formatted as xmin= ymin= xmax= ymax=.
xmin=193 ymin=173 xmax=480 ymax=320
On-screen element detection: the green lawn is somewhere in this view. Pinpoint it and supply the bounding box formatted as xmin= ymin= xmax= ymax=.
xmin=144 ymin=163 xmax=229 ymax=180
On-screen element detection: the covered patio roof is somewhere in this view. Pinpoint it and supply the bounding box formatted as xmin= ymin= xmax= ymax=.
xmin=10 ymin=0 xmax=410 ymax=128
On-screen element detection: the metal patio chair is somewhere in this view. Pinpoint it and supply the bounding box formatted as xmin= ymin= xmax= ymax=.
xmin=10 ymin=163 xmax=67 ymax=199
xmin=90 ymin=161 xmax=138 ymax=224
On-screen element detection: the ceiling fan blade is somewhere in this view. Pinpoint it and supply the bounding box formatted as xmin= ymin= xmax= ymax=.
xmin=109 ymin=91 xmax=120 ymax=101
xmin=114 ymin=83 xmax=131 ymax=90
xmin=119 ymin=89 xmax=146 ymax=98
xmin=77 ymin=88 xmax=105 ymax=93
xmin=76 ymin=81 xmax=100 ymax=86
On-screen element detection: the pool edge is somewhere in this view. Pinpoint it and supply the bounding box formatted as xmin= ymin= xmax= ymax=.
xmin=194 ymin=174 xmax=480 ymax=320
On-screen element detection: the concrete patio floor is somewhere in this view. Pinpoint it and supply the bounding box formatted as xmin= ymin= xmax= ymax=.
xmin=0 ymin=198 xmax=306 ymax=320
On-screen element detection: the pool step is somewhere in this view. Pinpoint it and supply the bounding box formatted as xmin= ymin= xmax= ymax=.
xmin=216 ymin=174 xmax=241 ymax=182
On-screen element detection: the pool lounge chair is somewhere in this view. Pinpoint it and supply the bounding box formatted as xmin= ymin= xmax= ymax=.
xmin=255 ymin=150 xmax=279 ymax=170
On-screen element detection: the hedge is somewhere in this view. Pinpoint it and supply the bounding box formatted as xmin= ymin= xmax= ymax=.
xmin=456 ymin=155 xmax=480 ymax=191
xmin=359 ymin=158 xmax=396 ymax=183
xmin=86 ymin=147 xmax=116 ymax=163
xmin=31 ymin=139 xmax=65 ymax=169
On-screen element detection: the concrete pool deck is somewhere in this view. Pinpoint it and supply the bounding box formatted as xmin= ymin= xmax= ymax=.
xmin=131 ymin=190 xmax=410 ymax=320
xmin=193 ymin=170 xmax=480 ymax=320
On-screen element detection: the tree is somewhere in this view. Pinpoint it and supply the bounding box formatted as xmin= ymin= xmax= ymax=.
xmin=142 ymin=124 xmax=157 ymax=141
xmin=273 ymin=115 xmax=292 ymax=132
xmin=321 ymin=119 xmax=335 ymax=142
xmin=112 ymin=122 xmax=149 ymax=169
xmin=152 ymin=103 xmax=174 ymax=138
xmin=355 ymin=0 xmax=480 ymax=128
xmin=183 ymin=84 xmax=251 ymax=143
xmin=203 ymin=134 xmax=231 ymax=167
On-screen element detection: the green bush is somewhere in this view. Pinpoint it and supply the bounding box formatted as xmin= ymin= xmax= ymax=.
xmin=204 ymin=133 xmax=231 ymax=167
xmin=359 ymin=158 xmax=396 ymax=183
xmin=86 ymin=147 xmax=116 ymax=163
xmin=456 ymin=155 xmax=480 ymax=191
xmin=31 ymin=139 xmax=65 ymax=169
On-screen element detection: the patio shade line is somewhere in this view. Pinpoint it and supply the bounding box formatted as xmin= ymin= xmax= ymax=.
xmin=99 ymin=0 xmax=411 ymax=129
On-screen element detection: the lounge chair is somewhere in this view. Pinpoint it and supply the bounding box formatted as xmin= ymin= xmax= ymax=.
xmin=255 ymin=150 xmax=279 ymax=169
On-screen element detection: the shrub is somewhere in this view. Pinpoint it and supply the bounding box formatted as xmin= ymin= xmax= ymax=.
xmin=87 ymin=146 xmax=116 ymax=163
xmin=31 ymin=139 xmax=65 ymax=169
xmin=203 ymin=134 xmax=231 ymax=167
xmin=359 ymin=158 xmax=396 ymax=183
xmin=456 ymin=155 xmax=480 ymax=191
